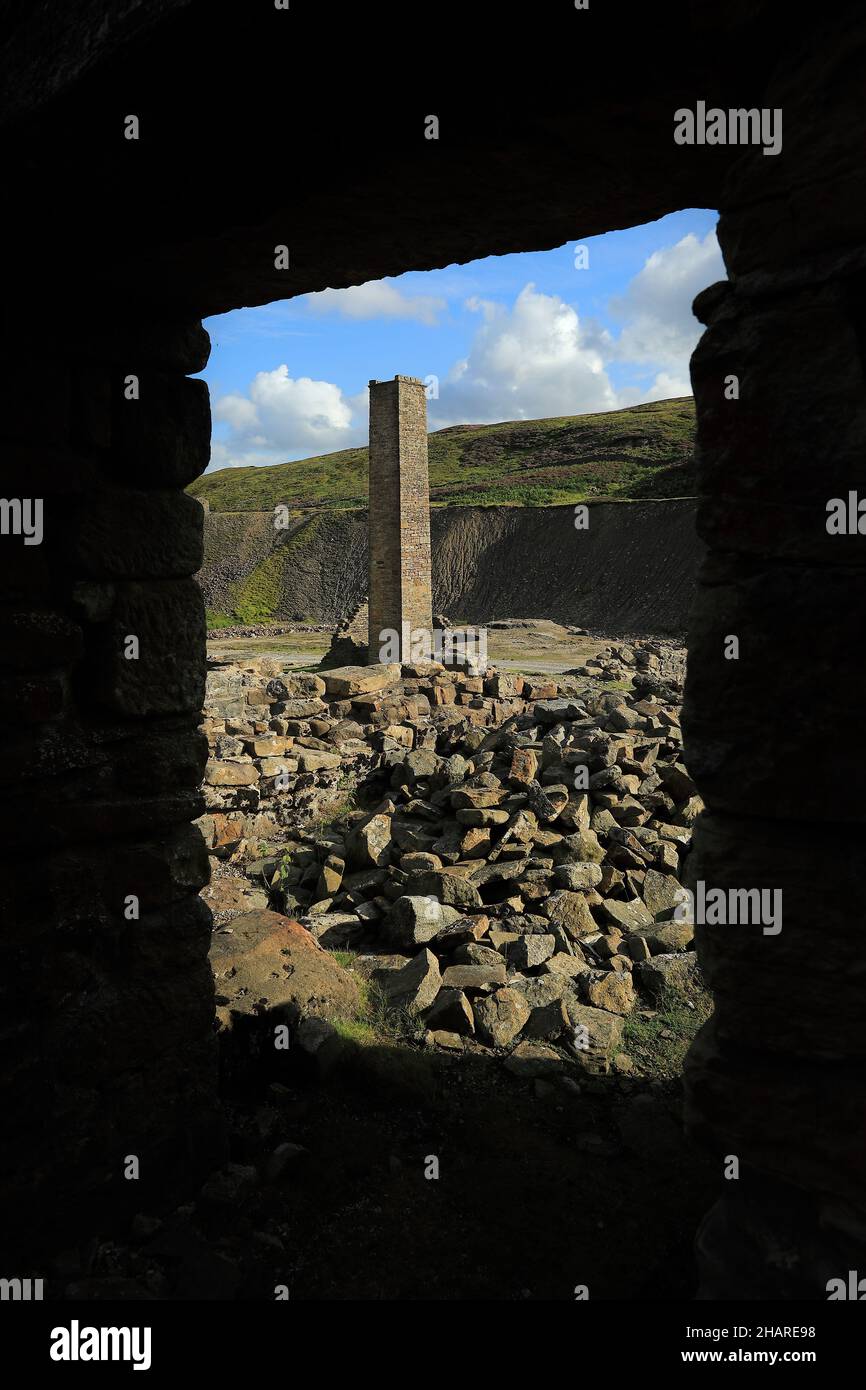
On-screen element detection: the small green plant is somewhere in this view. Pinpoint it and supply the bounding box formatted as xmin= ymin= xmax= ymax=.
xmin=622 ymin=984 xmax=712 ymax=1078
xmin=271 ymin=851 xmax=298 ymax=898
xmin=308 ymin=774 xmax=358 ymax=836
xmin=362 ymin=980 xmax=425 ymax=1045
xmin=324 ymin=966 xmax=424 ymax=1048
xmin=332 ymin=1016 xmax=377 ymax=1045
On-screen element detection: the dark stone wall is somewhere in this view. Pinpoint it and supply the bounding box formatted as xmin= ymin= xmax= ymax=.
xmin=682 ymin=12 xmax=866 ymax=1293
xmin=0 ymin=315 xmax=224 ymax=1250
xmin=2 ymin=0 xmax=865 ymax=1290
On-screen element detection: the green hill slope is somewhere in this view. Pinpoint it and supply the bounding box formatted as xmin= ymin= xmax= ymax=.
xmin=190 ymin=397 xmax=696 ymax=511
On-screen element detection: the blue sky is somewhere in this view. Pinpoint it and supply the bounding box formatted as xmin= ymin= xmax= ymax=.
xmin=199 ymin=207 xmax=722 ymax=472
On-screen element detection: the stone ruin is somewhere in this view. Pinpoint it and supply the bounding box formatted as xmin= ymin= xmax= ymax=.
xmin=193 ymin=648 xmax=699 ymax=1101
xmin=322 ymin=376 xmax=456 ymax=669
xmin=3 ymin=0 xmax=866 ymax=1301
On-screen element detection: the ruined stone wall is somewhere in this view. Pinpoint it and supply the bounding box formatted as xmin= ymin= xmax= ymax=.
xmin=0 ymin=316 xmax=224 ymax=1251
xmin=681 ymin=15 xmax=866 ymax=1294
xmin=3 ymin=0 xmax=866 ymax=1297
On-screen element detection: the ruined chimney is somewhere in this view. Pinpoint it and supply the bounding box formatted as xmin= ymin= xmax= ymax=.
xmin=367 ymin=376 xmax=433 ymax=663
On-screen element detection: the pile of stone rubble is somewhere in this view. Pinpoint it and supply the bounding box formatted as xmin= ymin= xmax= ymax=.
xmin=198 ymin=639 xmax=701 ymax=1075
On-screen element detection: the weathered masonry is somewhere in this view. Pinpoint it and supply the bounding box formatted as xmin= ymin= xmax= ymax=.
xmin=2 ymin=0 xmax=865 ymax=1296
xmin=367 ymin=376 xmax=434 ymax=663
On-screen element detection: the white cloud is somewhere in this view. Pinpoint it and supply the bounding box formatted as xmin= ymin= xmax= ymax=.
xmin=214 ymin=394 xmax=258 ymax=434
xmin=616 ymin=371 xmax=694 ymax=408
xmin=609 ymin=229 xmax=723 ymax=370
xmin=303 ymin=279 xmax=446 ymax=325
xmin=429 ymin=232 xmax=723 ymax=424
xmin=430 ymin=283 xmax=618 ymax=427
xmin=205 ymin=226 xmax=725 ymax=471
xmin=208 ymin=440 xmax=285 ymax=472
xmin=211 ymin=366 xmax=363 ymax=467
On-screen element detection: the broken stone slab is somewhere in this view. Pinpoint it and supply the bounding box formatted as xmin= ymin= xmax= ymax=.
xmin=399 ymin=749 xmax=440 ymax=783
xmin=472 ymin=987 xmax=531 ymax=1047
xmin=485 ymin=672 xmax=525 ymax=699
xmin=386 ymin=894 xmax=462 ymax=948
xmin=423 ymin=987 xmax=475 ymax=1034
xmin=555 ymin=828 xmax=604 ymax=863
xmin=427 ymin=1030 xmax=464 ymax=1050
xmin=554 ymin=861 xmax=603 ymax=892
xmin=562 ymin=1002 xmax=626 ymax=1074
xmin=404 ymin=869 xmax=483 ymax=910
xmin=257 ymin=761 xmax=301 ymax=783
xmin=583 ymin=970 xmax=636 ymax=1015
xmin=526 ymin=781 xmax=570 ymax=822
xmin=304 ymin=912 xmax=364 ymax=949
xmin=296 ymin=748 xmax=342 ymax=772
xmin=441 ymin=962 xmax=507 ymax=991
xmin=507 ymin=934 xmax=556 ymax=969
xmin=273 ymin=699 xmax=327 ymax=720
xmin=315 ymin=853 xmax=345 ymax=899
xmin=450 ymin=785 xmax=507 ymax=810
xmin=353 ymin=952 xmax=411 ymax=983
xmin=625 ymin=934 xmax=652 ymax=962
xmin=209 ymin=909 xmax=359 ymax=1023
xmin=346 ymin=812 xmax=392 ymax=868
xmin=559 ymin=794 xmax=593 ymax=833
xmin=246 ymin=733 xmax=296 ymax=756
xmin=599 ymin=897 xmax=654 ymax=932
xmin=675 ymin=794 xmax=703 ymax=827
xmin=505 ymin=913 xmax=553 ymax=936
xmin=381 ymin=948 xmax=442 ymax=1013
xmin=195 ymin=811 xmax=245 ymax=856
xmin=654 ymin=822 xmax=692 ymax=846
xmin=541 ymin=951 xmax=590 ymax=979
xmin=450 ymin=942 xmax=503 ymax=968
xmin=201 ymin=877 xmax=270 ymax=917
xmin=399 ymin=851 xmax=443 ymax=873
xmin=658 ymin=761 xmax=698 ymax=802
xmin=342 ymin=865 xmax=387 ymax=894
xmin=435 ymin=915 xmax=490 ymax=948
xmin=533 ymin=699 xmax=586 ymax=723
xmin=634 ymin=950 xmax=699 ymax=1002
xmin=454 ymin=808 xmax=510 ymax=827
xmin=642 ymin=867 xmax=685 ymax=919
xmin=205 ymin=760 xmax=259 ymax=786
xmin=468 ymin=858 xmax=529 ymax=887
xmin=542 ymin=890 xmax=598 ymax=940
xmin=266 ymin=672 xmax=326 ymax=700
xmin=460 ymin=825 xmax=492 ymax=858
xmin=488 ymin=926 xmax=520 ymax=954
xmin=504 ymin=1040 xmax=567 ymax=1079
xmin=511 ymin=973 xmax=570 ymax=1008
xmin=213 ymin=734 xmax=248 ymax=757
xmin=322 ymin=664 xmax=401 ymax=698
xmin=522 ymin=997 xmax=570 ymax=1041
xmin=508 ymin=747 xmax=539 ymax=785
xmin=642 ymin=921 xmax=695 ymax=954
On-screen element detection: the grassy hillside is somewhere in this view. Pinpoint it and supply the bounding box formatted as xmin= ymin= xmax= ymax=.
xmin=190 ymin=397 xmax=696 ymax=512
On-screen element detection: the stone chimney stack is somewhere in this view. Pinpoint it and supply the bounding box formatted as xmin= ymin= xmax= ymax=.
xmin=367 ymin=376 xmax=433 ymax=663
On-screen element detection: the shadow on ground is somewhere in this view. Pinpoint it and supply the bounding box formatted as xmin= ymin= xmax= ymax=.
xmin=208 ymin=1033 xmax=716 ymax=1301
